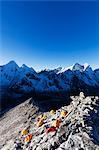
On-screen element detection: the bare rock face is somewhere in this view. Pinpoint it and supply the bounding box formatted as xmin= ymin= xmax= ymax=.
xmin=0 ymin=93 xmax=99 ymax=150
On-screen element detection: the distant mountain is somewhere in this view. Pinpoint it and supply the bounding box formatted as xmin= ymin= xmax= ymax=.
xmin=0 ymin=61 xmax=99 ymax=110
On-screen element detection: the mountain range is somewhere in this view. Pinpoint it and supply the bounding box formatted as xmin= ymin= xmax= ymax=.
xmin=0 ymin=61 xmax=99 ymax=110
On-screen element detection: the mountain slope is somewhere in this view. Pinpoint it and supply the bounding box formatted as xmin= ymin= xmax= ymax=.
xmin=0 ymin=98 xmax=39 ymax=149
xmin=0 ymin=61 xmax=99 ymax=110
xmin=0 ymin=93 xmax=99 ymax=149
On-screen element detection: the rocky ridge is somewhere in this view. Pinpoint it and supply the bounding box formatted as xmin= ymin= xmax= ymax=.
xmin=1 ymin=92 xmax=99 ymax=150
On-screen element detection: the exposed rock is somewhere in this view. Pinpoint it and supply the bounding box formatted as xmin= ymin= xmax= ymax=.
xmin=0 ymin=93 xmax=99 ymax=149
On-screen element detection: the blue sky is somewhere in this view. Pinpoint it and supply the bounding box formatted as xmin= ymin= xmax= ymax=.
xmin=1 ymin=1 xmax=99 ymax=70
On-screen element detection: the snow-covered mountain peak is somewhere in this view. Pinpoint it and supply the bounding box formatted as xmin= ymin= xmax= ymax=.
xmin=22 ymin=64 xmax=29 ymax=68
xmin=21 ymin=64 xmax=36 ymax=74
xmin=83 ymin=63 xmax=89 ymax=70
xmin=55 ymin=63 xmax=90 ymax=74
xmin=85 ymin=65 xmax=93 ymax=73
xmin=55 ymin=66 xmax=62 ymax=71
xmin=2 ymin=60 xmax=19 ymax=72
xmin=0 ymin=61 xmax=99 ymax=108
xmin=57 ymin=66 xmax=73 ymax=74
xmin=5 ymin=60 xmax=19 ymax=68
xmin=21 ymin=64 xmax=30 ymax=70
xmin=72 ymin=63 xmax=84 ymax=72
xmin=44 ymin=68 xmax=51 ymax=72
xmin=52 ymin=67 xmax=62 ymax=73
xmin=72 ymin=63 xmax=92 ymax=72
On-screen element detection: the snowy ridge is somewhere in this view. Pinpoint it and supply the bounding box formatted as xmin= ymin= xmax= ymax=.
xmin=0 ymin=61 xmax=99 ymax=105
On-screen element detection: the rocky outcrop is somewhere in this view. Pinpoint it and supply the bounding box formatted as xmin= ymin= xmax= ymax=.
xmin=1 ymin=92 xmax=99 ymax=150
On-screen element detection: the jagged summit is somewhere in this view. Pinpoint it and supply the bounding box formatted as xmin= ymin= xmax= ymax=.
xmin=21 ymin=64 xmax=36 ymax=73
xmin=0 ymin=61 xmax=99 ymax=111
xmin=56 ymin=63 xmax=91 ymax=74
xmin=7 ymin=60 xmax=17 ymax=65
xmin=52 ymin=66 xmax=63 ymax=73
xmin=57 ymin=65 xmax=73 ymax=74
xmin=72 ymin=63 xmax=84 ymax=72
xmin=2 ymin=61 xmax=93 ymax=73
xmin=22 ymin=64 xmax=29 ymax=68
xmin=4 ymin=60 xmax=19 ymax=68
xmin=83 ymin=63 xmax=89 ymax=70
